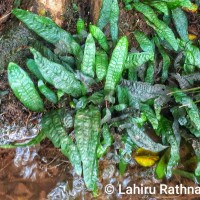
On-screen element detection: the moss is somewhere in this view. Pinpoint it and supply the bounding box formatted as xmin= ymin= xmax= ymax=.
xmin=0 ymin=22 xmax=37 ymax=70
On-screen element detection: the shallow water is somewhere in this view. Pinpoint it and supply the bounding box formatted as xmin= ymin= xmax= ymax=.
xmin=0 ymin=122 xmax=200 ymax=200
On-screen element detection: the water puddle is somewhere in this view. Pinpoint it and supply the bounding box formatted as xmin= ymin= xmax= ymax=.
xmin=0 ymin=121 xmax=200 ymax=200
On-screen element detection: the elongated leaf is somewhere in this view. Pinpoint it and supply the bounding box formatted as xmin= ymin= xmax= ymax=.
xmin=32 ymin=41 xmax=74 ymax=72
xmin=164 ymin=0 xmax=192 ymax=9
xmin=119 ymin=135 xmax=136 ymax=175
xmin=156 ymin=117 xmax=180 ymax=178
xmin=141 ymin=103 xmax=158 ymax=130
xmin=127 ymin=124 xmax=168 ymax=152
xmin=42 ymin=110 xmax=66 ymax=147
xmin=133 ymin=3 xmax=178 ymax=51
xmin=89 ymin=91 xmax=105 ymax=105
xmin=77 ymin=18 xmax=85 ymax=34
xmin=97 ymin=0 xmax=113 ymax=29
xmin=42 ymin=109 xmax=82 ymax=175
xmin=97 ymin=124 xmax=113 ymax=158
xmin=31 ymin=48 xmax=86 ymax=97
xmin=150 ymin=2 xmax=169 ymax=16
xmin=120 ymin=79 xmax=168 ymax=102
xmin=155 ymin=149 xmax=170 ymax=179
xmin=145 ymin=61 xmax=155 ymax=84
xmin=89 ymin=25 xmax=109 ymax=52
xmin=104 ymin=36 xmax=128 ymax=95
xmin=81 ymin=34 xmax=96 ymax=78
xmin=0 ymin=131 xmax=45 ymax=148
xmin=38 ymin=80 xmax=58 ymax=104
xmin=26 ymin=59 xmax=44 ymax=80
xmin=154 ymin=37 xmax=171 ymax=83
xmin=172 ymin=8 xmax=188 ymax=41
xmin=125 ymin=52 xmax=154 ymax=69
xmin=172 ymin=90 xmax=200 ymax=131
xmin=172 ymin=73 xmax=200 ymax=89
xmin=12 ymin=9 xmax=83 ymax=64
xmin=95 ymin=50 xmax=108 ymax=81
xmin=179 ymin=40 xmax=200 ymax=73
xmin=110 ymin=0 xmax=119 ymax=42
xmin=134 ymin=30 xmax=154 ymax=52
xmin=117 ymin=85 xmax=129 ymax=105
xmin=74 ymin=107 xmax=101 ymax=191
xmin=8 ymin=62 xmax=44 ymax=112
xmin=60 ymin=136 xmax=82 ymax=176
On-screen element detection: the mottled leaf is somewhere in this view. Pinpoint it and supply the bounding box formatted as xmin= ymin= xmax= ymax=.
xmin=31 ymin=48 xmax=86 ymax=97
xmin=104 ymin=36 xmax=128 ymax=95
xmin=8 ymin=62 xmax=44 ymax=112
xmin=74 ymin=107 xmax=101 ymax=191
xmin=81 ymin=34 xmax=96 ymax=78
xmin=38 ymin=80 xmax=58 ymax=104
xmin=95 ymin=50 xmax=108 ymax=81
xmin=89 ymin=25 xmax=109 ymax=52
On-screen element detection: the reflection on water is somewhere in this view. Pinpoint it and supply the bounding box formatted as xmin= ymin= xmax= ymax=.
xmin=0 ymin=123 xmax=200 ymax=199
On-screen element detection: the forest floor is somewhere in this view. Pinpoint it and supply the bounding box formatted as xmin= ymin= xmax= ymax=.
xmin=1 ymin=0 xmax=200 ymax=199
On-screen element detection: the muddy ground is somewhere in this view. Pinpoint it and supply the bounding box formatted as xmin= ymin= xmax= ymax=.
xmin=1 ymin=0 xmax=200 ymax=199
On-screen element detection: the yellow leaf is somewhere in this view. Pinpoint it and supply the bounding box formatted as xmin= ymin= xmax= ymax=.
xmin=183 ymin=4 xmax=198 ymax=13
xmin=188 ymin=34 xmax=197 ymax=41
xmin=134 ymin=148 xmax=159 ymax=167
xmin=135 ymin=155 xmax=159 ymax=167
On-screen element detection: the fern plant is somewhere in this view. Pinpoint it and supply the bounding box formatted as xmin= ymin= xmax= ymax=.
xmin=3 ymin=0 xmax=200 ymax=194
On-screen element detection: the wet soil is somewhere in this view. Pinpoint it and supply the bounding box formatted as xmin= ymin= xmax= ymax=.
xmin=1 ymin=0 xmax=200 ymax=199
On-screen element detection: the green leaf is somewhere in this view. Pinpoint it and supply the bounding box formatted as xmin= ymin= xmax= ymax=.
xmin=172 ymin=8 xmax=189 ymax=41
xmin=89 ymin=25 xmax=109 ymax=52
xmin=173 ymin=169 xmax=200 ymax=184
xmin=156 ymin=117 xmax=180 ymax=178
xmin=172 ymin=89 xmax=200 ymax=132
xmin=81 ymin=34 xmax=96 ymax=78
xmin=77 ymin=18 xmax=85 ymax=34
xmin=154 ymin=37 xmax=171 ymax=83
xmin=179 ymin=40 xmax=200 ymax=73
xmin=31 ymin=48 xmax=86 ymax=97
xmin=0 ymin=131 xmax=45 ymax=148
xmin=8 ymin=62 xmax=44 ymax=112
xmin=164 ymin=0 xmax=192 ymax=9
xmin=76 ymin=96 xmax=88 ymax=110
xmin=12 ymin=9 xmax=83 ymax=64
xmin=42 ymin=109 xmax=82 ymax=175
xmin=32 ymin=41 xmax=74 ymax=72
xmin=155 ymin=149 xmax=170 ymax=179
xmin=74 ymin=107 xmax=101 ymax=191
xmin=26 ymin=59 xmax=44 ymax=80
xmin=38 ymin=80 xmax=58 ymax=104
xmin=95 ymin=50 xmax=108 ymax=81
xmin=133 ymin=3 xmax=178 ymax=51
xmin=97 ymin=0 xmax=113 ymax=29
xmin=140 ymin=103 xmax=158 ymax=130
xmin=117 ymin=85 xmax=129 ymax=105
xmin=110 ymin=0 xmax=119 ymax=42
xmin=89 ymin=91 xmax=105 ymax=105
xmin=119 ymin=135 xmax=136 ymax=175
xmin=145 ymin=61 xmax=155 ymax=84
xmin=150 ymin=2 xmax=169 ymax=16
xmin=60 ymin=136 xmax=82 ymax=176
xmin=127 ymin=124 xmax=168 ymax=152
xmin=134 ymin=30 xmax=154 ymax=52
xmin=104 ymin=36 xmax=128 ymax=96
xmin=97 ymin=124 xmax=113 ymax=158
xmin=125 ymin=52 xmax=154 ymax=69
